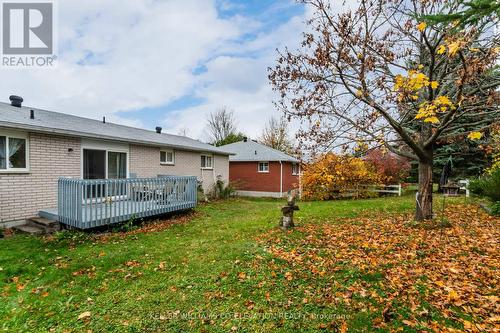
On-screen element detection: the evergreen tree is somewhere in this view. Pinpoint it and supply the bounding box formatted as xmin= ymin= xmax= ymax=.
xmin=423 ymin=0 xmax=500 ymax=27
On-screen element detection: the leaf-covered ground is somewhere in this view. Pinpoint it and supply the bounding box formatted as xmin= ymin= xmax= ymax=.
xmin=0 ymin=196 xmax=498 ymax=332
xmin=257 ymin=204 xmax=499 ymax=332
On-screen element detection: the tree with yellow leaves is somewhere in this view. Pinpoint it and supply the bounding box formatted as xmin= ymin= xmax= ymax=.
xmin=269 ymin=0 xmax=499 ymax=221
xmin=301 ymin=153 xmax=381 ymax=201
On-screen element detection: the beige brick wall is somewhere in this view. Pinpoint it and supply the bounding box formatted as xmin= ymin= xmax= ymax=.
xmin=0 ymin=133 xmax=81 ymax=222
xmin=0 ymin=136 xmax=229 ymax=223
xmin=129 ymin=145 xmax=229 ymax=192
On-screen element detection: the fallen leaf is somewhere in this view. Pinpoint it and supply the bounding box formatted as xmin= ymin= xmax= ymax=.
xmin=78 ymin=311 xmax=91 ymax=321
xmin=125 ymin=260 xmax=141 ymax=267
xmin=256 ymin=204 xmax=500 ymax=332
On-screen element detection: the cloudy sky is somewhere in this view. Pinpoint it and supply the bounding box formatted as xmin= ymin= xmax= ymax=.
xmin=1 ymin=0 xmax=309 ymax=142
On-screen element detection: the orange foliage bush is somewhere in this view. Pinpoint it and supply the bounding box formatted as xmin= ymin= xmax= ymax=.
xmin=363 ymin=148 xmax=411 ymax=184
xmin=301 ymin=153 xmax=381 ymax=200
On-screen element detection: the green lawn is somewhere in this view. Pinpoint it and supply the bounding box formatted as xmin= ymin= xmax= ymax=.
xmin=0 ymin=195 xmax=488 ymax=332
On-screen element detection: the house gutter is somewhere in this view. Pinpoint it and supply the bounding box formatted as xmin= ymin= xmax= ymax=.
xmin=0 ymin=122 xmax=234 ymax=156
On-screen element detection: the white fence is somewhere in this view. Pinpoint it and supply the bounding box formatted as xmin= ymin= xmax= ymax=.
xmin=314 ymin=181 xmax=469 ymax=199
xmin=370 ymin=184 xmax=402 ymax=196
xmin=325 ymin=184 xmax=402 ymax=199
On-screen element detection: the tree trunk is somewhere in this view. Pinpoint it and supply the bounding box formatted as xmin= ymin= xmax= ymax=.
xmin=416 ymin=157 xmax=434 ymax=221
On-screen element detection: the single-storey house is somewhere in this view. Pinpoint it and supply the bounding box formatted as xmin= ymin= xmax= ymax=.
xmin=221 ymin=138 xmax=300 ymax=198
xmin=0 ymin=96 xmax=231 ymax=229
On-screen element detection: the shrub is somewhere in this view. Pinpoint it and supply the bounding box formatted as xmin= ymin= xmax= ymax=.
xmin=363 ymin=148 xmax=411 ymax=184
xmin=302 ymin=153 xmax=381 ymax=200
xmin=53 ymin=230 xmax=91 ymax=244
xmin=491 ymin=202 xmax=500 ymax=216
xmin=209 ymin=177 xmax=235 ymax=200
xmin=112 ymin=214 xmax=140 ymax=232
xmin=469 ymin=165 xmax=500 ymax=202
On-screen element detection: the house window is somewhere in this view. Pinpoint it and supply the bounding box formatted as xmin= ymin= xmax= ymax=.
xmin=201 ymin=155 xmax=213 ymax=169
xmin=0 ymin=134 xmax=28 ymax=172
xmin=160 ymin=149 xmax=174 ymax=165
xmin=292 ymin=163 xmax=299 ymax=175
xmin=258 ymin=162 xmax=269 ymax=173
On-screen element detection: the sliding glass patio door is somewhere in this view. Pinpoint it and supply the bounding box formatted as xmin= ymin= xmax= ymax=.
xmin=83 ymin=149 xmax=106 ymax=199
xmin=108 ymin=152 xmax=127 ymax=179
xmin=83 ymin=149 xmax=127 ymax=199
xmin=107 ymin=152 xmax=127 ymax=196
xmin=83 ymin=149 xmax=106 ymax=180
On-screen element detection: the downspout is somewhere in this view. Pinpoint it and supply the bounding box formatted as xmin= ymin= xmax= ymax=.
xmin=299 ymin=163 xmax=302 ymax=199
xmin=200 ymin=166 xmax=204 ymax=193
xmin=212 ymin=156 xmax=216 ymax=185
xmin=279 ymin=160 xmax=283 ymax=198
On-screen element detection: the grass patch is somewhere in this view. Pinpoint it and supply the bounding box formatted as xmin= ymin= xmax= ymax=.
xmin=0 ymin=195 xmax=496 ymax=332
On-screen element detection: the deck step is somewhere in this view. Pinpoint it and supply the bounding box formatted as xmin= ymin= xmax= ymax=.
xmin=13 ymin=225 xmax=44 ymax=235
xmin=38 ymin=209 xmax=59 ymax=221
xmin=29 ymin=217 xmax=58 ymax=227
xmin=26 ymin=216 xmax=61 ymax=234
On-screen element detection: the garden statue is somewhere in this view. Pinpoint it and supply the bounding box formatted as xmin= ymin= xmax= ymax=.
xmin=280 ymin=191 xmax=299 ymax=230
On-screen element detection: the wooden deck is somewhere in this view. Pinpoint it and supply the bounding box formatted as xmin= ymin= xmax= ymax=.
xmin=39 ymin=199 xmax=196 ymax=228
xmin=47 ymin=176 xmax=197 ymax=229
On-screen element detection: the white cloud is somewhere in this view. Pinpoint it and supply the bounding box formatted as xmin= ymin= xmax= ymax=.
xmin=0 ymin=0 xmax=310 ymax=139
xmin=163 ymin=9 xmax=309 ymax=141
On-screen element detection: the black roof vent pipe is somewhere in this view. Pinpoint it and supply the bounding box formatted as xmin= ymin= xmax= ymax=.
xmin=156 ymin=126 xmax=162 ymax=134
xmin=243 ymin=137 xmax=248 ymax=142
xmin=9 ymin=95 xmax=23 ymax=107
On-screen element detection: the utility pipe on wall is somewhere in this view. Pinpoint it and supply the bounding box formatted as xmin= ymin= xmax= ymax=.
xmin=298 ymin=163 xmax=302 ymax=199
xmin=279 ymin=160 xmax=283 ymax=198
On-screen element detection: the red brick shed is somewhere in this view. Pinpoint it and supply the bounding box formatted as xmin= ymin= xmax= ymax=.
xmin=221 ymin=139 xmax=300 ymax=198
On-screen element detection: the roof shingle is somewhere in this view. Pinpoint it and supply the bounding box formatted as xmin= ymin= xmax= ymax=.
xmin=0 ymin=102 xmax=231 ymax=155
xmin=221 ymin=140 xmax=298 ymax=163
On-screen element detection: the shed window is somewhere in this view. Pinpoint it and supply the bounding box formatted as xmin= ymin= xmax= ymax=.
xmin=160 ymin=149 xmax=174 ymax=164
xmin=0 ymin=134 xmax=28 ymax=171
xmin=292 ymin=163 xmax=299 ymax=175
xmin=258 ymin=162 xmax=269 ymax=173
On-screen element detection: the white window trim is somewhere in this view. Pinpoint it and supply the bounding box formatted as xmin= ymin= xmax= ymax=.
xmin=201 ymin=154 xmax=213 ymax=170
xmin=258 ymin=161 xmax=269 ymax=173
xmin=160 ymin=149 xmax=175 ymax=165
xmin=0 ymin=130 xmax=30 ymax=173
xmin=292 ymin=163 xmax=299 ymax=176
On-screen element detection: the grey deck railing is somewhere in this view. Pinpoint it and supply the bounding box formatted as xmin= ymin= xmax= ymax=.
xmin=57 ymin=176 xmax=197 ymax=229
